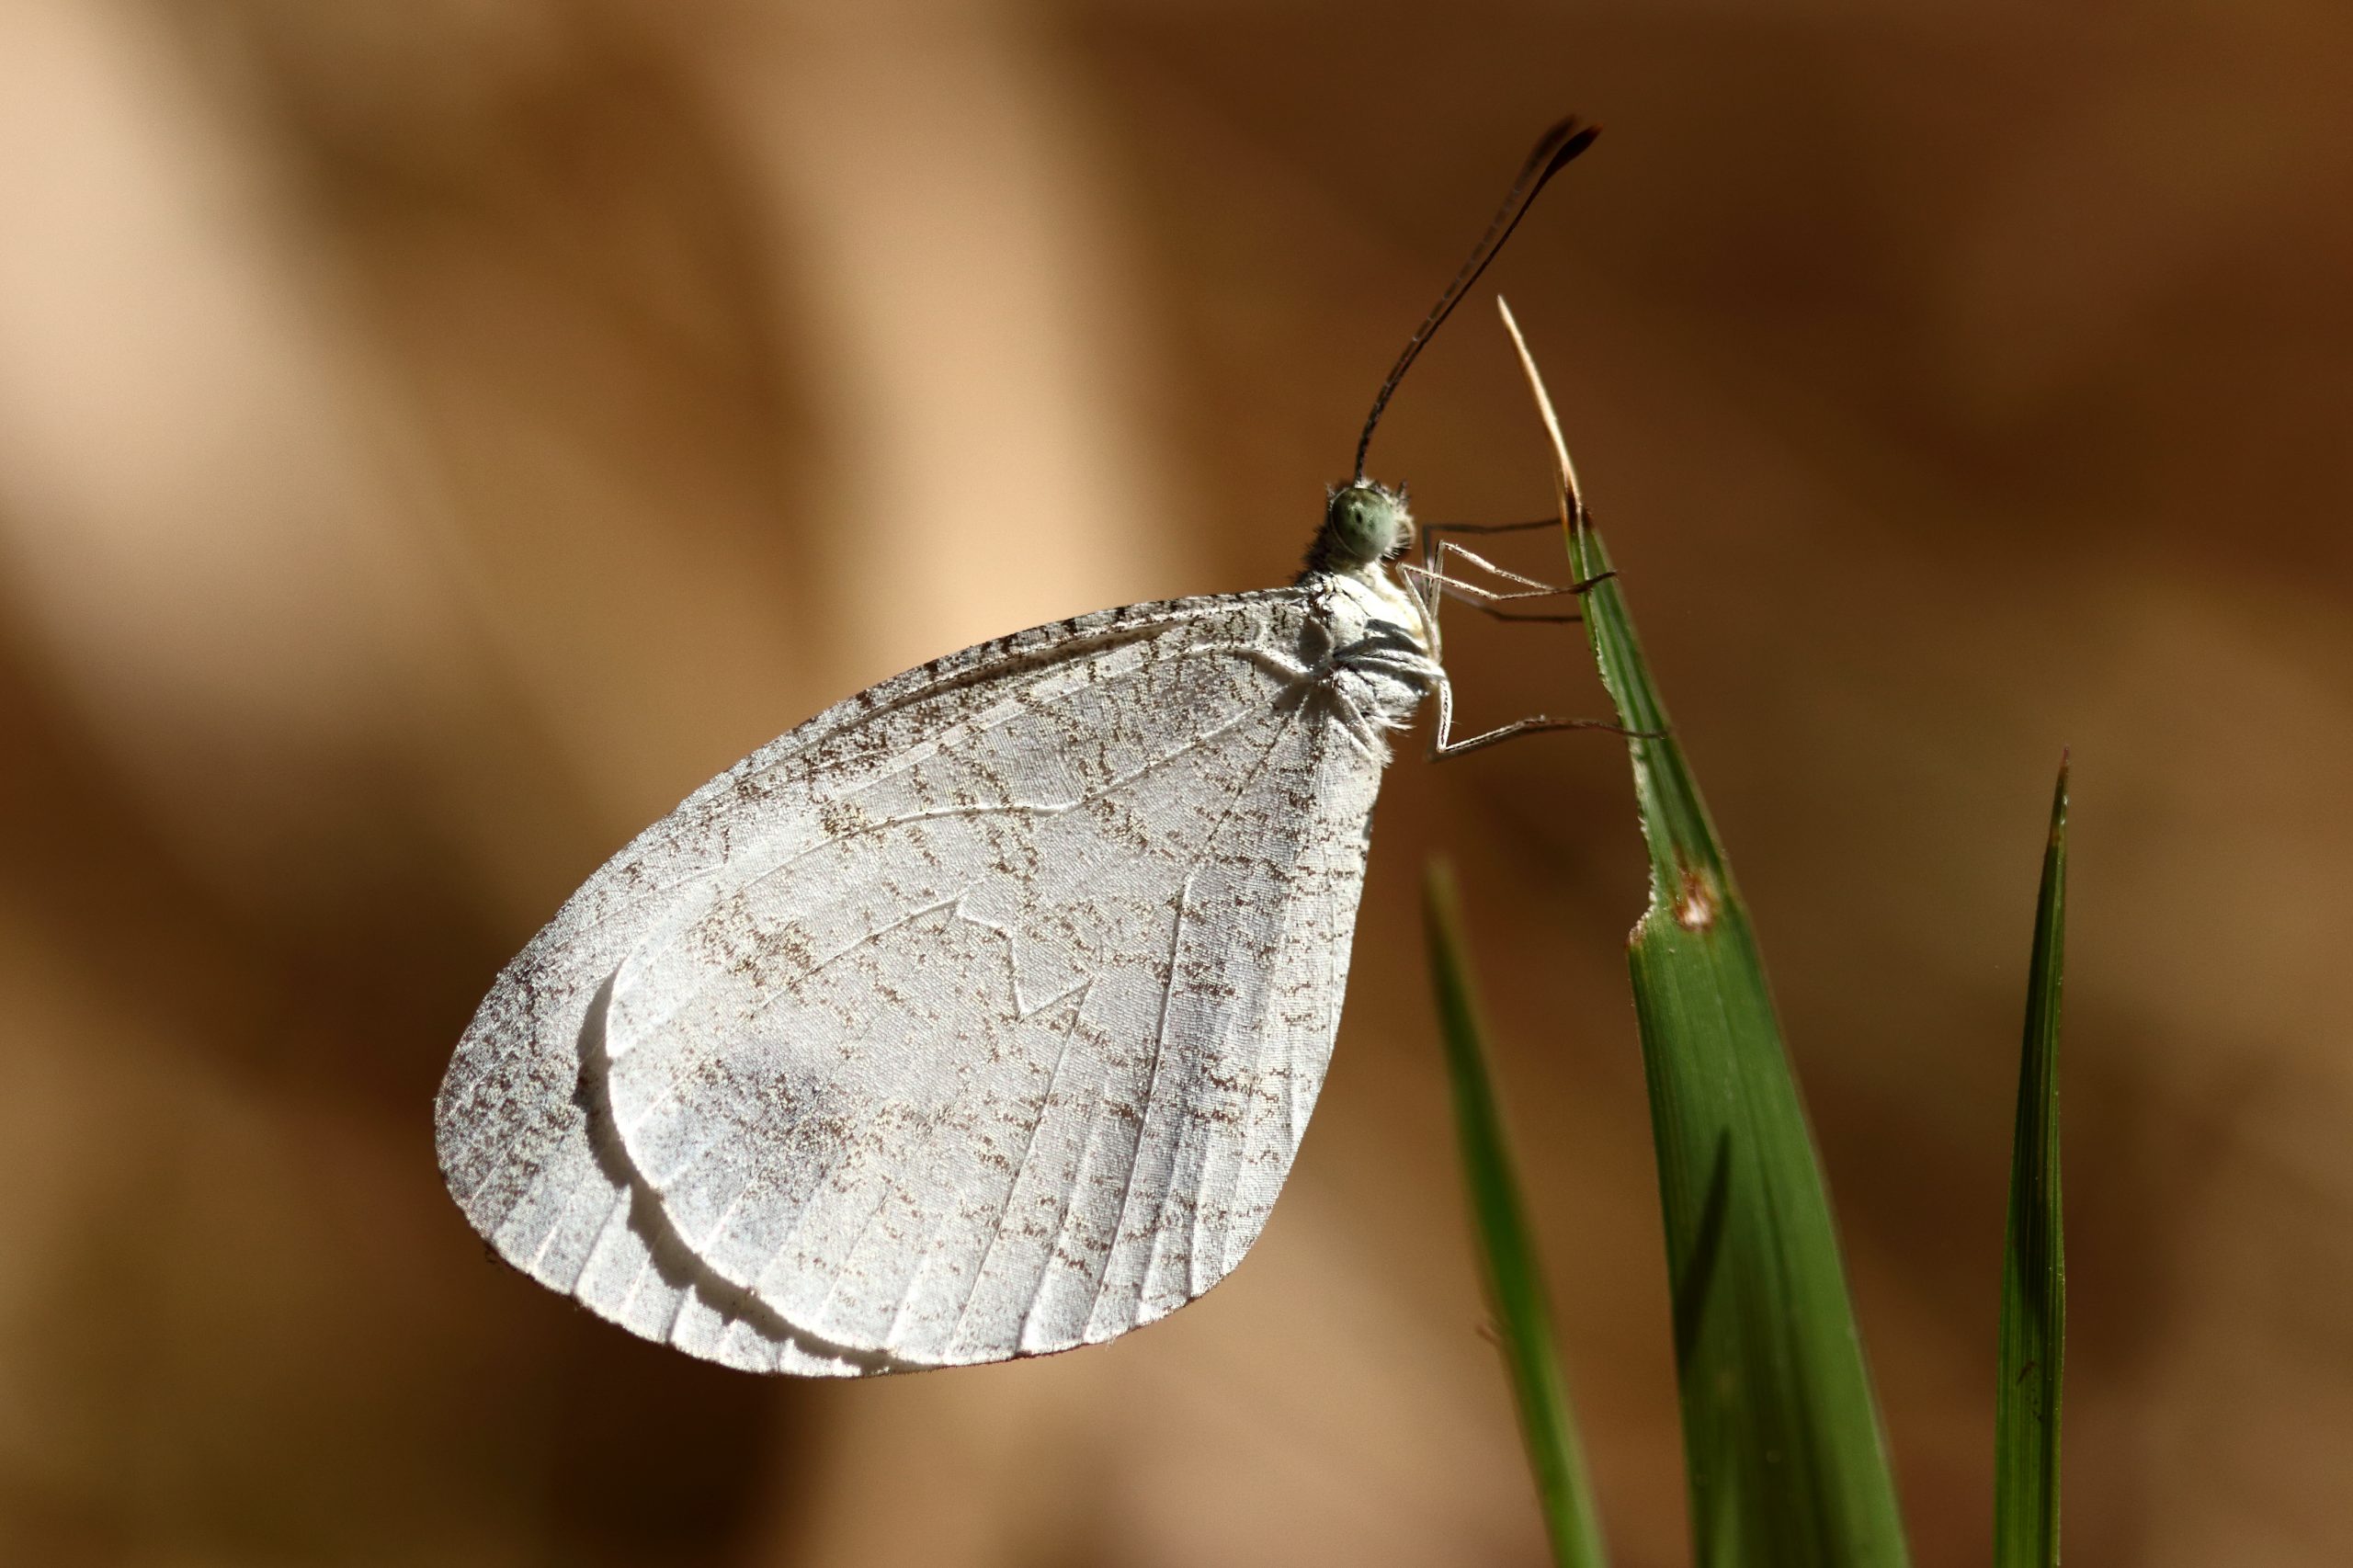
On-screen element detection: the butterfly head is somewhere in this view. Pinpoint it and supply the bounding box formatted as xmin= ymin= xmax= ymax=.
xmin=1314 ymin=479 xmax=1414 ymax=572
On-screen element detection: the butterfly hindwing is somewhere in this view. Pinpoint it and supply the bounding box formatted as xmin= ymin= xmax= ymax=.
xmin=436 ymin=582 xmax=1398 ymax=1371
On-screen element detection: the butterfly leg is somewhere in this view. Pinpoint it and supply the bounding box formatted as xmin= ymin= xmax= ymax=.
xmin=1386 ymin=544 xmax=1655 ymax=759
xmin=1424 ymin=516 xmax=1561 ymax=536
xmin=1404 ymin=516 xmax=1617 ymax=642
xmin=1399 ymin=541 xmax=1617 ymax=625
xmin=1423 ymin=665 xmax=1659 ymax=760
xmin=1315 ymin=636 xmax=1443 ymax=759
xmin=1398 ymin=576 xmax=1657 ymax=760
xmin=1420 ymin=517 xmax=1563 ymax=612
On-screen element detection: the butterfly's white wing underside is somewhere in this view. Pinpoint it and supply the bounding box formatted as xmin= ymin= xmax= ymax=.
xmin=436 ymin=576 xmax=1427 ymax=1374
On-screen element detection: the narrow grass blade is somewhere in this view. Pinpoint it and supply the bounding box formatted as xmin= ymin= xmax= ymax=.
xmin=1424 ymin=858 xmax=1608 ymax=1568
xmin=1995 ymin=762 xmax=2067 ymax=1567
xmin=1496 ymin=299 xmax=1910 ymax=1568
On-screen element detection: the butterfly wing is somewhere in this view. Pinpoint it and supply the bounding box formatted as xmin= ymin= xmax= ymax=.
xmin=436 ymin=584 xmax=1401 ymax=1372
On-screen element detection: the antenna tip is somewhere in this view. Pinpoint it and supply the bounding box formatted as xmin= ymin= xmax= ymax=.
xmin=1353 ymin=115 xmax=1597 ymax=476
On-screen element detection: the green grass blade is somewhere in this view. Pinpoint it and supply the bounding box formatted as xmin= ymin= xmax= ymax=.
xmin=1564 ymin=517 xmax=1908 ymax=1568
xmin=1995 ymin=762 xmax=2067 ymax=1568
xmin=1424 ymin=859 xmax=1609 ymax=1568
xmin=1493 ymin=301 xmax=1909 ymax=1566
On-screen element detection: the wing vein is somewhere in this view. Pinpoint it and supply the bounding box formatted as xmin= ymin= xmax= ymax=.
xmin=1086 ymin=691 xmax=1311 ymax=1336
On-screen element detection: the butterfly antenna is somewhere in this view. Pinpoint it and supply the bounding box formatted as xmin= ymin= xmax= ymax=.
xmin=1353 ymin=117 xmax=1598 ymax=483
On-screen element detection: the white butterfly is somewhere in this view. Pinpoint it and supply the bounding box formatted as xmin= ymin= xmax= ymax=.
xmin=435 ymin=120 xmax=1601 ymax=1375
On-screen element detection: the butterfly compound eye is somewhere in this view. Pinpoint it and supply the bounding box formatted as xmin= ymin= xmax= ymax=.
xmin=1320 ymin=481 xmax=1411 ymax=567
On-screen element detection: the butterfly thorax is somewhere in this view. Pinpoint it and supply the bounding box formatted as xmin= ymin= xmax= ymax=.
xmin=1296 ymin=480 xmax=1439 ymax=742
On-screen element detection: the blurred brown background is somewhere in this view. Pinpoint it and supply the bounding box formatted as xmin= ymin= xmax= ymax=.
xmin=2 ymin=2 xmax=2347 ymax=1564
